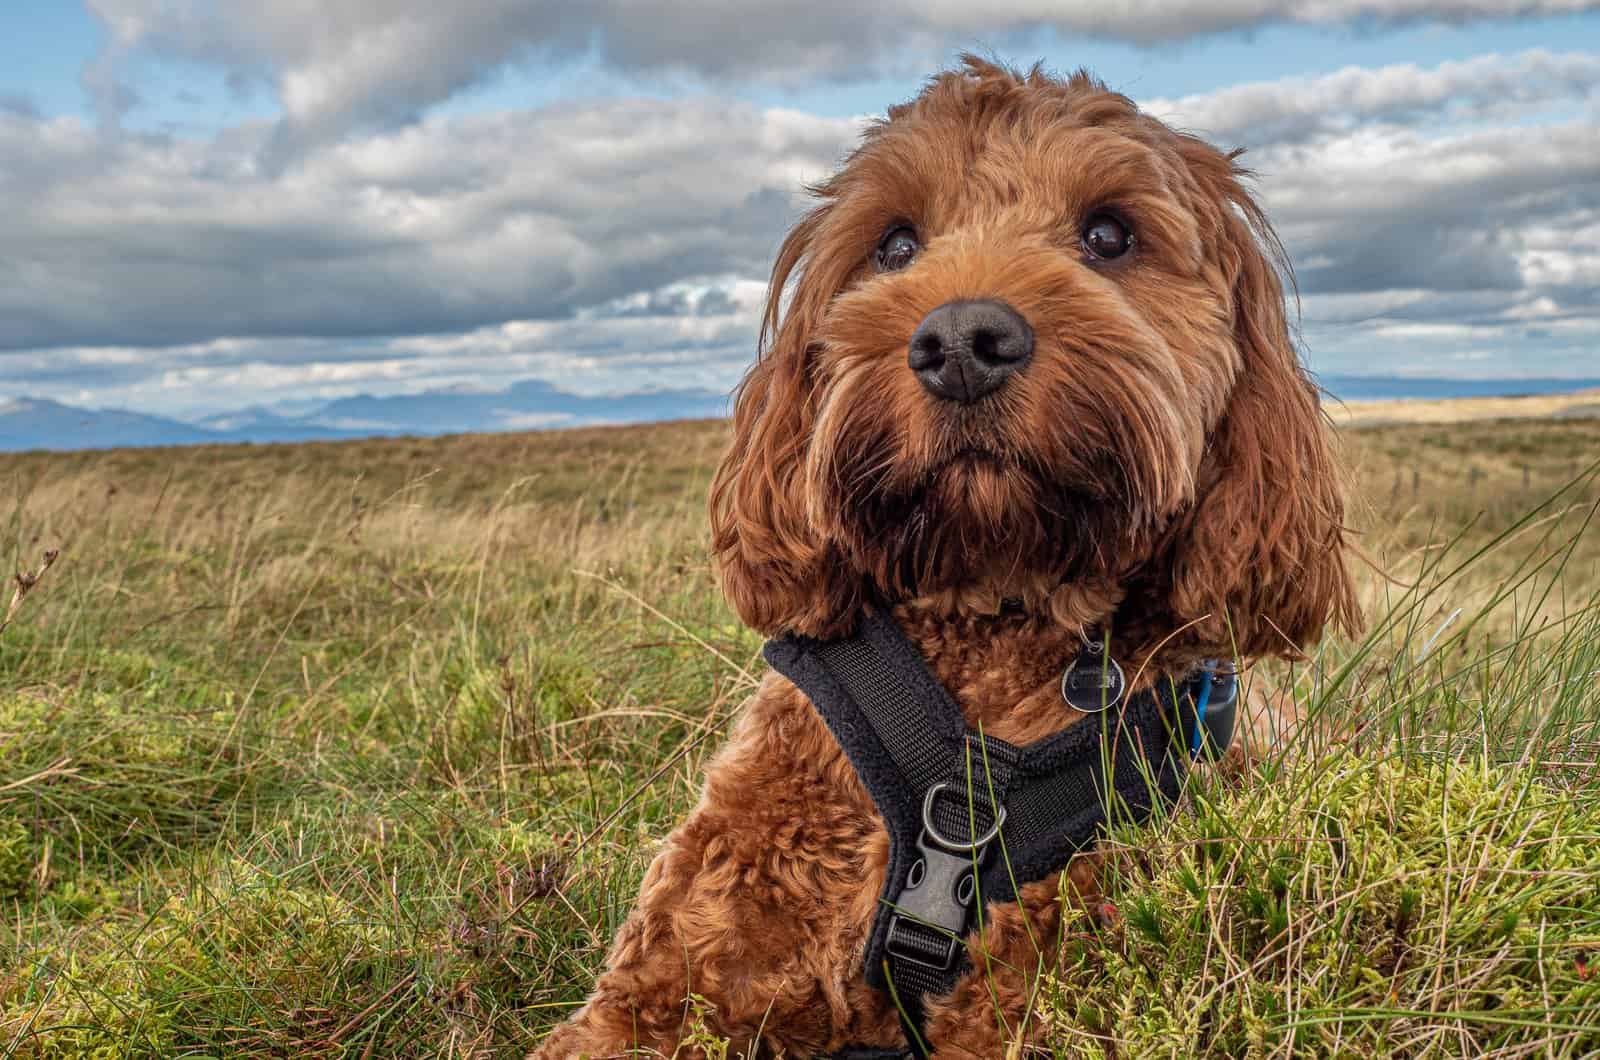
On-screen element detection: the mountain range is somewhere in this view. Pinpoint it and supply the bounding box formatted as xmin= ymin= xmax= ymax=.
xmin=0 ymin=379 xmax=730 ymax=452
xmin=5 ymin=375 xmax=1600 ymax=453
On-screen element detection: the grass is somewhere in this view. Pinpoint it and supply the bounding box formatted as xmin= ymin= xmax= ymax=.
xmin=0 ymin=414 xmax=1596 ymax=1057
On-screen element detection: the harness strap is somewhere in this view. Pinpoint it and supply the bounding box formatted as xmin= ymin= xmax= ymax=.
xmin=764 ymin=613 xmax=1237 ymax=1059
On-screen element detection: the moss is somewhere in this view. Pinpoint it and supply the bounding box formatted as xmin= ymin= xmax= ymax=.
xmin=0 ymin=815 xmax=35 ymax=899
xmin=1039 ymin=753 xmax=1600 ymax=1057
xmin=0 ymin=689 xmax=278 ymax=868
xmin=2 ymin=859 xmax=399 ymax=1056
xmin=35 ymin=875 xmax=122 ymax=921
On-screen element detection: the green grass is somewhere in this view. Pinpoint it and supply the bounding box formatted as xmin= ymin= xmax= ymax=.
xmin=0 ymin=417 xmax=1596 ymax=1057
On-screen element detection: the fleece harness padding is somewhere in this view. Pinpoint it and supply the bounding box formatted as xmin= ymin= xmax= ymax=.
xmin=763 ymin=612 xmax=1237 ymax=1059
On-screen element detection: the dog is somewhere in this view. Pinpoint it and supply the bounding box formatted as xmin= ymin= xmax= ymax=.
xmin=534 ymin=57 xmax=1355 ymax=1059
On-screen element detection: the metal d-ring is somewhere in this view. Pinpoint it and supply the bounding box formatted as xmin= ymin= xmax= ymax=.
xmin=921 ymin=780 xmax=1006 ymax=853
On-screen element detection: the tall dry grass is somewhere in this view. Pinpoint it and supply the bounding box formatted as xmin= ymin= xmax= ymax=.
xmin=0 ymin=414 xmax=1593 ymax=1056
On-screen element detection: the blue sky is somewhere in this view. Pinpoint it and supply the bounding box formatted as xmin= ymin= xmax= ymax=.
xmin=1 ymin=2 xmax=1597 ymax=417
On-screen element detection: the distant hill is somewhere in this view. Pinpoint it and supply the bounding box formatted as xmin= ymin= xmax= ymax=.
xmin=6 ymin=375 xmax=1600 ymax=453
xmin=1329 ymin=387 xmax=1600 ymax=427
xmin=0 ymin=382 xmax=731 ymax=453
xmin=0 ymin=398 xmax=220 ymax=451
xmin=306 ymin=379 xmax=728 ymax=434
xmin=1318 ymin=375 xmax=1600 ymax=402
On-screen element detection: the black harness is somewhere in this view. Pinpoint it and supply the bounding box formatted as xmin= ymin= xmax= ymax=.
xmin=763 ymin=613 xmax=1237 ymax=1060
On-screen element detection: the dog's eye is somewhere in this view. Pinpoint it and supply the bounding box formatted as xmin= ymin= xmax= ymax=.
xmin=875 ymin=226 xmax=921 ymax=272
xmin=1082 ymin=213 xmax=1133 ymax=260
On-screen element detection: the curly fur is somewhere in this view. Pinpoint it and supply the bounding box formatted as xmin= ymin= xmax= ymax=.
xmin=534 ymin=57 xmax=1356 ymax=1059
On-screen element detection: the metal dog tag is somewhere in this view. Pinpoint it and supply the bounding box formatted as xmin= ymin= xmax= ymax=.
xmin=1060 ymin=639 xmax=1125 ymax=713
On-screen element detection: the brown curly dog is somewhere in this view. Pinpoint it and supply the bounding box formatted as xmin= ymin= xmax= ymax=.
xmin=534 ymin=57 xmax=1356 ymax=1059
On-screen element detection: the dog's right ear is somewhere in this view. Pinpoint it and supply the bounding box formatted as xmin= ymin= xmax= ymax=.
xmin=709 ymin=207 xmax=864 ymax=638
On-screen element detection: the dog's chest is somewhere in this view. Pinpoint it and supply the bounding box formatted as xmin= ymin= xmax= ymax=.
xmin=898 ymin=609 xmax=1091 ymax=746
xmin=734 ymin=620 xmax=1108 ymax=1052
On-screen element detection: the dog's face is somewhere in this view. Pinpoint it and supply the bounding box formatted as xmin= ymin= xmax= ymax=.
xmin=803 ymin=73 xmax=1239 ymax=608
xmin=713 ymin=59 xmax=1356 ymax=664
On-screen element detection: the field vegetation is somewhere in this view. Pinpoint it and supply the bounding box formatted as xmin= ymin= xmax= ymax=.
xmin=0 ymin=414 xmax=1597 ymax=1057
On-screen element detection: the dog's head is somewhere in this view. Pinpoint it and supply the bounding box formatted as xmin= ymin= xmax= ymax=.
xmin=711 ymin=58 xmax=1356 ymax=665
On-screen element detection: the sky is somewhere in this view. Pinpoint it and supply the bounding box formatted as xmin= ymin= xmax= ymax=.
xmin=1 ymin=2 xmax=1597 ymax=419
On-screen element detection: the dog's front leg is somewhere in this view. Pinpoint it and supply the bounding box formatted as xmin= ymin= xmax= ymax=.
xmin=533 ymin=676 xmax=896 ymax=1059
xmin=918 ymin=858 xmax=1102 ymax=1059
xmin=532 ymin=831 xmax=719 ymax=1059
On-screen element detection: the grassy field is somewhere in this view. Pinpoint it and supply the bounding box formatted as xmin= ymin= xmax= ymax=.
xmin=0 ymin=414 xmax=1597 ymax=1057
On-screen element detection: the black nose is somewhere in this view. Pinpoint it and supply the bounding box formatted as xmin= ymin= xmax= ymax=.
xmin=907 ymin=300 xmax=1033 ymax=404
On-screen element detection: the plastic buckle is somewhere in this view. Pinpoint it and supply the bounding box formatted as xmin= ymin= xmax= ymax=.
xmin=885 ymin=833 xmax=981 ymax=971
xmin=884 ymin=784 xmax=1003 ymax=972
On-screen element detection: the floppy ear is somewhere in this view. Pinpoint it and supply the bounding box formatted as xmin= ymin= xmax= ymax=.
xmin=708 ymin=208 xmax=864 ymax=638
xmin=1153 ymin=159 xmax=1359 ymax=661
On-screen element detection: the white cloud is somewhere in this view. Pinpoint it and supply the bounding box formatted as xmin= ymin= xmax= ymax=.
xmin=83 ymin=0 xmax=1600 ymax=148
xmin=0 ymin=274 xmax=767 ymax=415
xmin=1145 ymin=49 xmax=1600 ymax=145
xmin=4 ymin=41 xmax=1599 ymax=413
xmin=1256 ymin=116 xmax=1600 ymax=294
xmin=0 ymin=100 xmax=856 ymax=352
xmin=1133 ymin=52 xmax=1600 ymax=379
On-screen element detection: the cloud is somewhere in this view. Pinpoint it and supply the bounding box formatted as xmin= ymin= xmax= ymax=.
xmin=0 ymin=94 xmax=40 ymax=119
xmin=1258 ymin=117 xmax=1600 ymax=295
xmin=0 ymin=100 xmax=855 ymax=352
xmin=1144 ymin=49 xmax=1600 ymax=146
xmin=84 ymin=0 xmax=1600 ymax=147
xmin=5 ymin=44 xmax=1599 ymax=414
xmin=0 ymin=277 xmax=768 ymax=416
xmin=9 ymin=49 xmax=1590 ymax=356
xmin=1137 ymin=51 xmax=1600 ymax=376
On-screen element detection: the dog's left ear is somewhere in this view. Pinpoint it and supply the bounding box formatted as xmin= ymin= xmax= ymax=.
xmin=1153 ymin=150 xmax=1359 ymax=660
xmin=708 ymin=207 xmax=864 ymax=638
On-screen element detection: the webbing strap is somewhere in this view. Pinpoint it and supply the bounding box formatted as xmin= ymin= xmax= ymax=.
xmin=806 ymin=622 xmax=966 ymax=793
xmin=764 ymin=613 xmax=1232 ymax=1060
